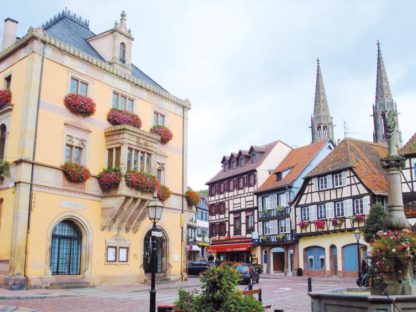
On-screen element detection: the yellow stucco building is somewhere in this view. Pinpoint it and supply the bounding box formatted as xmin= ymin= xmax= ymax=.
xmin=0 ymin=10 xmax=192 ymax=289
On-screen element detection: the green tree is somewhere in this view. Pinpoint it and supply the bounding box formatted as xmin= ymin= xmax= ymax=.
xmin=363 ymin=203 xmax=387 ymax=242
xmin=174 ymin=266 xmax=263 ymax=312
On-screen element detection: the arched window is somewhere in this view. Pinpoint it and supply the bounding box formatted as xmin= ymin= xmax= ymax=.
xmin=50 ymin=220 xmax=82 ymax=275
xmin=143 ymin=228 xmax=167 ymax=273
xmin=0 ymin=125 xmax=6 ymax=160
xmin=119 ymin=42 xmax=126 ymax=64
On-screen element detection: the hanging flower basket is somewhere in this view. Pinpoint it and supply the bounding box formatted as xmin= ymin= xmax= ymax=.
xmin=185 ymin=190 xmax=200 ymax=207
xmin=62 ymin=162 xmax=90 ymax=184
xmin=98 ymin=168 xmax=122 ymax=191
xmin=0 ymin=90 xmax=12 ymax=108
xmin=125 ymin=170 xmax=158 ymax=193
xmin=157 ymin=185 xmax=171 ymax=202
xmin=331 ymin=217 xmax=345 ymax=227
xmin=0 ymin=160 xmax=10 ymax=179
xmin=277 ymin=233 xmax=286 ymax=240
xmin=314 ymin=219 xmax=326 ymax=230
xmin=351 ymin=213 xmax=366 ymax=222
xmin=298 ymin=220 xmax=310 ymax=229
xmin=260 ymin=235 xmax=269 ymax=243
xmin=64 ymin=93 xmax=96 ymax=117
xmin=150 ymin=125 xmax=173 ymax=144
xmin=107 ymin=109 xmax=142 ymax=128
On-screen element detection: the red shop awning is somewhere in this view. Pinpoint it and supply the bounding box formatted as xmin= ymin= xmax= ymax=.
xmin=207 ymin=243 xmax=252 ymax=253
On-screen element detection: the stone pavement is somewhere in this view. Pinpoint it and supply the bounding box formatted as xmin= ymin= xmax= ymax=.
xmin=0 ymin=306 xmax=39 ymax=312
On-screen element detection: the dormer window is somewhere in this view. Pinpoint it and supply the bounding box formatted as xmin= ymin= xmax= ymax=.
xmin=276 ymin=172 xmax=283 ymax=181
xmin=222 ymin=162 xmax=228 ymax=172
xmin=231 ymin=159 xmax=236 ymax=169
xmin=239 ymin=157 xmax=245 ymax=167
xmin=119 ymin=42 xmax=126 ymax=64
xmin=251 ymin=152 xmax=257 ymax=163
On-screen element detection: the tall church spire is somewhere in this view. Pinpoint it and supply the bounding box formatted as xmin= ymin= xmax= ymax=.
xmin=373 ymin=41 xmax=402 ymax=146
xmin=311 ymin=59 xmax=334 ymax=143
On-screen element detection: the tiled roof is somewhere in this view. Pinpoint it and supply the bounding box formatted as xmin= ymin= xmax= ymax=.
xmin=256 ymin=140 xmax=330 ymax=193
xmin=399 ymin=133 xmax=416 ymax=156
xmin=206 ymin=140 xmax=286 ymax=184
xmin=42 ymin=10 xmax=166 ymax=92
xmin=306 ymin=138 xmax=388 ymax=194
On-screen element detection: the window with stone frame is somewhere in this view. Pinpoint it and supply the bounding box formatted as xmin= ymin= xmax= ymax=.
xmin=112 ymin=91 xmax=134 ymax=113
xmin=127 ymin=147 xmax=152 ymax=173
xmin=119 ymin=42 xmax=126 ymax=64
xmin=107 ymin=147 xmax=121 ymax=169
xmin=70 ymin=77 xmax=88 ymax=96
xmin=4 ymin=75 xmax=11 ymax=90
xmin=153 ymin=111 xmax=165 ymax=126
xmin=156 ymin=162 xmax=165 ymax=184
xmin=65 ymin=135 xmax=86 ymax=164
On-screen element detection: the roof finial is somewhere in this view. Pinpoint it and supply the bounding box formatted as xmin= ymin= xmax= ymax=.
xmin=119 ymin=10 xmax=128 ymax=32
xmin=317 ymin=58 xmax=320 ymax=66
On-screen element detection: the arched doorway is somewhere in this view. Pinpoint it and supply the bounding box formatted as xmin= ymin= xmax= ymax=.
xmin=329 ymin=245 xmax=338 ymax=276
xmin=143 ymin=229 xmax=167 ymax=273
xmin=270 ymin=247 xmax=285 ymax=273
xmin=50 ymin=220 xmax=82 ymax=275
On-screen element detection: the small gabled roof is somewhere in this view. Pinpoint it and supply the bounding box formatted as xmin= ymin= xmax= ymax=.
xmin=399 ymin=133 xmax=416 ymax=156
xmin=206 ymin=140 xmax=289 ymax=184
xmin=256 ymin=140 xmax=331 ymax=194
xmin=249 ymin=145 xmax=266 ymax=154
xmin=306 ymin=138 xmax=388 ymax=195
xmin=237 ymin=150 xmax=250 ymax=157
xmin=221 ymin=156 xmax=230 ymax=163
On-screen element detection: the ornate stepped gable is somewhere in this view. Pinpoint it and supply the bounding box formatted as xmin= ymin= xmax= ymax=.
xmin=373 ymin=41 xmax=402 ymax=146
xmin=311 ymin=59 xmax=334 ymax=143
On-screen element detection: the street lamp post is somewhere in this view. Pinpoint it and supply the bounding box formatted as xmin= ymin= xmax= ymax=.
xmin=354 ymin=230 xmax=361 ymax=284
xmin=147 ymin=195 xmax=164 ymax=312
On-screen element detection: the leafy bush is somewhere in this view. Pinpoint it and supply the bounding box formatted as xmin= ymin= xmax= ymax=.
xmin=0 ymin=160 xmax=10 ymax=178
xmin=185 ymin=190 xmax=200 ymax=207
xmin=363 ymin=203 xmax=387 ymax=242
xmin=174 ymin=266 xmax=263 ymax=312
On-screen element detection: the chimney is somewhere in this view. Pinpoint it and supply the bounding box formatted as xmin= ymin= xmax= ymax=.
xmin=2 ymin=18 xmax=18 ymax=50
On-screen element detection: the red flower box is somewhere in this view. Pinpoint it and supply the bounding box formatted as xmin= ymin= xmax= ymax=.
xmin=125 ymin=170 xmax=158 ymax=193
xmin=150 ymin=125 xmax=173 ymax=144
xmin=98 ymin=168 xmax=122 ymax=191
xmin=0 ymin=90 xmax=12 ymax=108
xmin=107 ymin=109 xmax=142 ymax=128
xmin=314 ymin=219 xmax=326 ymax=229
xmin=64 ymin=93 xmax=96 ymax=117
xmin=157 ymin=185 xmax=171 ymax=202
xmin=185 ymin=190 xmax=201 ymax=207
xmin=298 ymin=220 xmax=310 ymax=229
xmin=352 ymin=214 xmax=366 ymax=222
xmin=62 ymin=162 xmax=90 ymax=184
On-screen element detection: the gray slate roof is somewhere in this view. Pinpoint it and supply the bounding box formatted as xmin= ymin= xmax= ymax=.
xmin=42 ymin=10 xmax=167 ymax=92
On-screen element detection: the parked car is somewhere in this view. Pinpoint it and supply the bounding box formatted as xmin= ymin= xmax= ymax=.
xmin=187 ymin=261 xmax=212 ymax=276
xmin=234 ymin=263 xmax=260 ymax=285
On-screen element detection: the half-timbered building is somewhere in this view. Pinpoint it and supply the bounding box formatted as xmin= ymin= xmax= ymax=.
xmin=293 ymin=138 xmax=388 ymax=277
xmin=400 ymin=134 xmax=416 ymax=224
xmin=255 ymin=139 xmax=334 ymax=274
xmin=206 ymin=141 xmax=291 ymax=263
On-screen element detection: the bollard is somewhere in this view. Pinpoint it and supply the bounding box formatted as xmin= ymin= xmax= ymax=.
xmin=308 ymin=277 xmax=312 ymax=292
xmin=274 ymin=310 xmax=284 ymax=312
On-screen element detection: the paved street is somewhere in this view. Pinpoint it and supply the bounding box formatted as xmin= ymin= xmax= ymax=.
xmin=0 ymin=275 xmax=356 ymax=312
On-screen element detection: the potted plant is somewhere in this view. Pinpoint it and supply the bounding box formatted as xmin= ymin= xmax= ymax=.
xmin=314 ymin=219 xmax=326 ymax=230
xmin=125 ymin=170 xmax=158 ymax=193
xmin=0 ymin=89 xmax=12 ymax=108
xmin=298 ymin=220 xmax=310 ymax=229
xmin=351 ymin=213 xmax=366 ymax=223
xmin=185 ymin=190 xmax=200 ymax=207
xmin=370 ymin=229 xmax=416 ymax=295
xmin=331 ymin=217 xmax=345 ymax=227
xmin=64 ymin=93 xmax=96 ymax=117
xmin=150 ymin=125 xmax=173 ymax=144
xmin=107 ymin=109 xmax=142 ymax=128
xmin=260 ymin=235 xmax=269 ymax=243
xmin=62 ymin=161 xmax=90 ymax=184
xmin=97 ymin=168 xmax=122 ymax=191
xmin=157 ymin=185 xmax=171 ymax=202
xmin=275 ymin=206 xmax=284 ymax=214
xmin=277 ymin=233 xmax=286 ymax=240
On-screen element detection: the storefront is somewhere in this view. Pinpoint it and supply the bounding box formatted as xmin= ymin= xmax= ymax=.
xmin=208 ymin=243 xmax=253 ymax=263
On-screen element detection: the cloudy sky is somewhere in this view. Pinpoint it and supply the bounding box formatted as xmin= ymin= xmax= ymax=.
xmin=3 ymin=1 xmax=416 ymax=190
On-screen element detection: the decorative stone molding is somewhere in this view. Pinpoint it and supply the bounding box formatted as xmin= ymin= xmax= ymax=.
xmin=105 ymin=233 xmax=131 ymax=247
